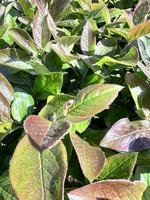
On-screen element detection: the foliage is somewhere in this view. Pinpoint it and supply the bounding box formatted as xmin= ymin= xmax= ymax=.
xmin=0 ymin=0 xmax=150 ymax=199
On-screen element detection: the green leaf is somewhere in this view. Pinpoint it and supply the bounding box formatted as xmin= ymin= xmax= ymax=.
xmin=0 ymin=73 xmax=14 ymax=103
xmin=8 ymin=28 xmax=38 ymax=55
xmin=138 ymin=34 xmax=150 ymax=66
xmin=33 ymin=73 xmax=63 ymax=100
xmin=39 ymin=94 xmax=73 ymax=120
xmin=0 ymin=48 xmax=34 ymax=72
xmin=0 ymin=172 xmax=17 ymax=200
xmin=18 ymin=0 xmax=34 ymax=17
xmin=125 ymin=73 xmax=150 ymax=119
xmin=50 ymin=0 xmax=70 ymax=20
xmin=9 ymin=135 xmax=68 ymax=200
xmin=0 ymin=120 xmax=18 ymax=142
xmin=134 ymin=165 xmax=150 ymax=199
xmin=97 ymin=152 xmax=138 ymax=180
xmin=11 ymin=91 xmax=34 ymax=123
xmin=94 ymin=47 xmax=139 ymax=67
xmin=71 ymin=133 xmax=106 ymax=183
xmin=80 ymin=20 xmax=96 ymax=55
xmin=68 ymin=180 xmax=147 ymax=200
xmin=66 ymin=83 xmax=123 ymax=123
xmin=69 ymin=119 xmax=90 ymax=134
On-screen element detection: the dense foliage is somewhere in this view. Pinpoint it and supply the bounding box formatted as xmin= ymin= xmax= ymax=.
xmin=0 ymin=0 xmax=150 ymax=199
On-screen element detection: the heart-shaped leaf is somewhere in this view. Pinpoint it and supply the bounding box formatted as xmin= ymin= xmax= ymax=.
xmin=9 ymin=135 xmax=67 ymax=200
xmin=24 ymin=115 xmax=70 ymax=149
xmin=97 ymin=152 xmax=138 ymax=180
xmin=66 ymin=83 xmax=123 ymax=123
xmin=68 ymin=179 xmax=147 ymax=200
xmin=100 ymin=118 xmax=150 ymax=152
xmin=71 ymin=133 xmax=106 ymax=183
xmin=0 ymin=73 xmax=14 ymax=103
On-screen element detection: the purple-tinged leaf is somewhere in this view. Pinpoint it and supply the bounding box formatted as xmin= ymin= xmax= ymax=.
xmin=133 ymin=0 xmax=149 ymax=25
xmin=68 ymin=179 xmax=146 ymax=200
xmin=100 ymin=118 xmax=150 ymax=152
xmin=0 ymin=73 xmax=14 ymax=104
xmin=80 ymin=20 xmax=96 ymax=55
xmin=0 ymin=93 xmax=10 ymax=119
xmin=71 ymin=133 xmax=105 ymax=183
xmin=10 ymin=135 xmax=67 ymax=200
xmin=24 ymin=115 xmax=70 ymax=149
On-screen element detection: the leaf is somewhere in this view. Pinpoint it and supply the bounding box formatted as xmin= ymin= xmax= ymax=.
xmin=66 ymin=84 xmax=123 ymax=123
xmin=19 ymin=0 xmax=34 ymax=17
xmin=0 ymin=48 xmax=33 ymax=72
xmin=125 ymin=73 xmax=150 ymax=119
xmin=0 ymin=173 xmax=17 ymax=200
xmin=46 ymin=13 xmax=58 ymax=40
xmin=9 ymin=135 xmax=67 ymax=200
xmin=0 ymin=120 xmax=18 ymax=142
xmin=39 ymin=94 xmax=73 ymax=120
xmin=8 ymin=28 xmax=38 ymax=55
xmin=95 ymin=38 xmax=117 ymax=57
xmin=0 ymin=73 xmax=14 ymax=103
xmin=50 ymin=0 xmax=70 ymax=20
xmin=94 ymin=47 xmax=139 ymax=67
xmin=67 ymin=180 xmax=147 ymax=200
xmin=97 ymin=152 xmax=138 ymax=180
xmin=80 ymin=20 xmax=96 ymax=55
xmin=69 ymin=119 xmax=91 ymax=134
xmin=0 ymin=93 xmax=10 ymax=119
xmin=138 ymin=33 xmax=150 ymax=66
xmin=24 ymin=115 xmax=70 ymax=149
xmin=133 ymin=165 xmax=150 ymax=199
xmin=70 ymin=133 xmax=105 ymax=183
xmin=128 ymin=20 xmax=150 ymax=42
xmin=100 ymin=118 xmax=150 ymax=152
xmin=11 ymin=92 xmax=34 ymax=123
xmin=33 ymin=73 xmax=63 ymax=100
xmin=133 ymin=0 xmax=149 ymax=25
xmin=32 ymin=11 xmax=51 ymax=48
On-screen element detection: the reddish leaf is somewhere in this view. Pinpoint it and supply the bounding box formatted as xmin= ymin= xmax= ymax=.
xmin=100 ymin=118 xmax=150 ymax=152
xmin=24 ymin=115 xmax=70 ymax=149
xmin=0 ymin=73 xmax=14 ymax=103
xmin=0 ymin=93 xmax=10 ymax=119
xmin=71 ymin=133 xmax=105 ymax=182
xmin=68 ymin=180 xmax=146 ymax=200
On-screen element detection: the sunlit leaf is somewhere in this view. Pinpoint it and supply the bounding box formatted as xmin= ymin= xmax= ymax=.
xmin=24 ymin=115 xmax=70 ymax=149
xmin=80 ymin=20 xmax=96 ymax=55
xmin=33 ymin=73 xmax=63 ymax=100
xmin=68 ymin=180 xmax=146 ymax=200
xmin=100 ymin=118 xmax=150 ymax=152
xmin=11 ymin=92 xmax=34 ymax=123
xmin=10 ymin=135 xmax=67 ymax=200
xmin=71 ymin=133 xmax=105 ymax=183
xmin=8 ymin=28 xmax=38 ymax=55
xmin=97 ymin=152 xmax=138 ymax=180
xmin=66 ymin=84 xmax=123 ymax=123
xmin=0 ymin=73 xmax=14 ymax=103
